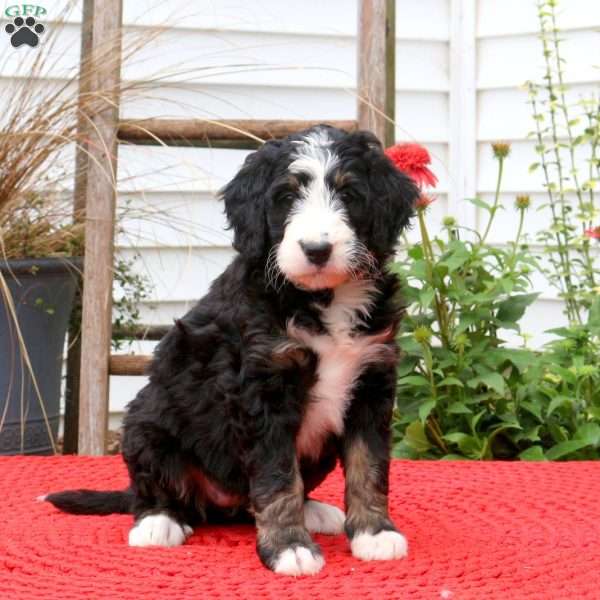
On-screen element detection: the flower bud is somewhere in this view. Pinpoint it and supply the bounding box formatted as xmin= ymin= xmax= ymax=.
xmin=416 ymin=194 xmax=435 ymax=211
xmin=442 ymin=216 xmax=457 ymax=228
xmin=453 ymin=333 xmax=469 ymax=351
xmin=413 ymin=325 xmax=433 ymax=344
xmin=492 ymin=142 xmax=511 ymax=160
xmin=515 ymin=195 xmax=531 ymax=210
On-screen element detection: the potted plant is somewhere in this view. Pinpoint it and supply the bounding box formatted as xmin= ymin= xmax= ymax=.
xmin=0 ymin=194 xmax=83 ymax=454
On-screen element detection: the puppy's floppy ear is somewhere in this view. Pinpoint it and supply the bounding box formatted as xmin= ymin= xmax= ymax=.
xmin=219 ymin=140 xmax=281 ymax=260
xmin=361 ymin=133 xmax=418 ymax=258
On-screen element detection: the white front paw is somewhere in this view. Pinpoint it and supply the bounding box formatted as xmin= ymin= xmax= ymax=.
xmin=350 ymin=530 xmax=408 ymax=561
xmin=273 ymin=546 xmax=325 ymax=576
xmin=128 ymin=513 xmax=192 ymax=547
xmin=304 ymin=500 xmax=345 ymax=535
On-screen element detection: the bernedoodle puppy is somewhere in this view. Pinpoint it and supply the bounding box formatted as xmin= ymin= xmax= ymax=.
xmin=45 ymin=125 xmax=418 ymax=576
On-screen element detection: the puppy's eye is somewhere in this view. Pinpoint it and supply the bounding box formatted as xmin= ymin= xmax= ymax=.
xmin=339 ymin=190 xmax=360 ymax=203
xmin=280 ymin=192 xmax=296 ymax=203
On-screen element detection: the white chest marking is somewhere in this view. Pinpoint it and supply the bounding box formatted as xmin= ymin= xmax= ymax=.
xmin=290 ymin=280 xmax=392 ymax=460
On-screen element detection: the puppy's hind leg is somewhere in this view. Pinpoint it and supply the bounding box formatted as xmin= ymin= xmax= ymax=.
xmin=129 ymin=513 xmax=193 ymax=547
xmin=301 ymin=451 xmax=344 ymax=535
xmin=123 ymin=429 xmax=197 ymax=548
xmin=304 ymin=500 xmax=345 ymax=535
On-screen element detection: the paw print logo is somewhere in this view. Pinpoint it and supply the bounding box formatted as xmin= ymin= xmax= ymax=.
xmin=5 ymin=16 xmax=45 ymax=48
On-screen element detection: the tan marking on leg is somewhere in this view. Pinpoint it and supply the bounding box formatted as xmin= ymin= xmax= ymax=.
xmin=344 ymin=437 xmax=390 ymax=534
xmin=253 ymin=461 xmax=323 ymax=574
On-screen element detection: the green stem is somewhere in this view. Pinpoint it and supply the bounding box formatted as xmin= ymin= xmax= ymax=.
xmin=538 ymin=5 xmax=582 ymax=324
xmin=508 ymin=208 xmax=526 ymax=271
xmin=587 ymin=105 xmax=599 ymax=218
xmin=528 ymin=85 xmax=577 ymax=323
xmin=549 ymin=6 xmax=596 ymax=291
xmin=481 ymin=156 xmax=504 ymax=244
xmin=426 ymin=416 xmax=448 ymax=453
xmin=418 ymin=209 xmax=451 ymax=346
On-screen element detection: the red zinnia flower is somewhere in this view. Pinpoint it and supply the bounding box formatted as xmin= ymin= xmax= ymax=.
xmin=384 ymin=143 xmax=438 ymax=189
xmin=584 ymin=227 xmax=600 ymax=240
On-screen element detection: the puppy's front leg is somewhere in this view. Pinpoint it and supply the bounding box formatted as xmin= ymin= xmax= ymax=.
xmin=250 ymin=451 xmax=324 ymax=576
xmin=342 ymin=365 xmax=408 ymax=561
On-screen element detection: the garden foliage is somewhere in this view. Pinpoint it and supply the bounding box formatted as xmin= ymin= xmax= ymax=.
xmin=391 ymin=0 xmax=600 ymax=460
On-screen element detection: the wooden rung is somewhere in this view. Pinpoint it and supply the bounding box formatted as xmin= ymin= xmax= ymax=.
xmin=112 ymin=325 xmax=169 ymax=341
xmin=118 ymin=119 xmax=359 ymax=147
xmin=110 ymin=354 xmax=152 ymax=376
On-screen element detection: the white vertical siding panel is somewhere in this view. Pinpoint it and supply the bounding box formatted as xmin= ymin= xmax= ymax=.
xmin=448 ymin=0 xmax=477 ymax=231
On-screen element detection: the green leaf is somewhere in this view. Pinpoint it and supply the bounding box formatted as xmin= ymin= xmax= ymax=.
xmin=456 ymin=314 xmax=478 ymax=335
xmin=419 ymin=399 xmax=437 ymax=423
xmin=550 ymin=366 xmax=577 ymax=386
xmin=447 ymin=401 xmax=472 ymax=414
xmin=519 ymin=446 xmax=547 ymax=461
xmin=520 ymin=401 xmax=543 ymax=422
xmin=588 ymin=297 xmax=600 ymax=332
xmin=574 ymin=423 xmax=600 ymax=447
xmin=419 ymin=287 xmax=435 ymax=309
xmin=398 ymin=375 xmax=430 ymax=387
xmin=391 ymin=441 xmax=418 ymax=459
xmin=466 ymin=197 xmax=493 ymax=212
xmin=397 ymin=359 xmax=418 ymax=377
xmin=528 ymin=162 xmax=540 ymax=173
xmin=545 ymin=439 xmax=591 ymax=460
xmin=444 ymin=432 xmax=470 ymax=444
xmin=546 ymin=395 xmax=572 ymax=418
xmin=481 ymin=424 xmax=522 ymax=459
xmin=515 ymin=425 xmax=542 ymax=443
xmin=499 ymin=349 xmax=538 ymax=373
xmin=548 ymin=423 xmax=568 ymax=444
xmin=467 ymin=372 xmax=506 ymax=396
xmin=407 ymin=245 xmax=424 ymax=260
xmin=410 ymin=259 xmax=428 ymax=280
xmin=496 ymin=293 xmax=540 ymax=325
xmin=444 ymin=432 xmax=482 ymax=457
xmin=439 ymin=242 xmax=471 ymax=273
xmin=439 ymin=377 xmax=464 ymax=388
xmin=404 ymin=421 xmax=432 ymax=452
xmin=470 ymin=410 xmax=486 ymax=432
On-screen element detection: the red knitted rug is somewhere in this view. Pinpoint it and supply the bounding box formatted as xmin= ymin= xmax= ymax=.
xmin=1 ymin=457 xmax=599 ymax=599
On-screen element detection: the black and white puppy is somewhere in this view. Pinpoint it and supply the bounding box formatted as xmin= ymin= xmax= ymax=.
xmin=46 ymin=125 xmax=418 ymax=576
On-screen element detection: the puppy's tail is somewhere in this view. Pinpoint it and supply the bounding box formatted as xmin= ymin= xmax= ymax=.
xmin=42 ymin=489 xmax=133 ymax=515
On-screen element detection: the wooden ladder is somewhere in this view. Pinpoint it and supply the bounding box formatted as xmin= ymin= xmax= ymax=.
xmin=69 ymin=0 xmax=397 ymax=455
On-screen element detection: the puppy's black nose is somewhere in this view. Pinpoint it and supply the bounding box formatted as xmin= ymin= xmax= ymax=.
xmin=300 ymin=241 xmax=333 ymax=266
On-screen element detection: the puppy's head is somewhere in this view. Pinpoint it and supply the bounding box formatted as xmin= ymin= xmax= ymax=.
xmin=220 ymin=125 xmax=418 ymax=291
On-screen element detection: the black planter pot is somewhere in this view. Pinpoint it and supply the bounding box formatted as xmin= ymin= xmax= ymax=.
xmin=0 ymin=257 xmax=81 ymax=454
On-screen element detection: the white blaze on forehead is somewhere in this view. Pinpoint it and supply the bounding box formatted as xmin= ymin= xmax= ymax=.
xmin=289 ymin=130 xmax=338 ymax=186
xmin=288 ymin=130 xmax=342 ymax=234
xmin=276 ymin=130 xmax=355 ymax=287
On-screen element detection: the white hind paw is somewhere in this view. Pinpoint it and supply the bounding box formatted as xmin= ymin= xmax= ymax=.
xmin=304 ymin=500 xmax=345 ymax=535
xmin=128 ymin=513 xmax=191 ymax=547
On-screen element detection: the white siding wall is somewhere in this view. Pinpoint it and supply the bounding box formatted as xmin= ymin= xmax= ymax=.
xmin=1 ymin=1 xmax=598 ymax=428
